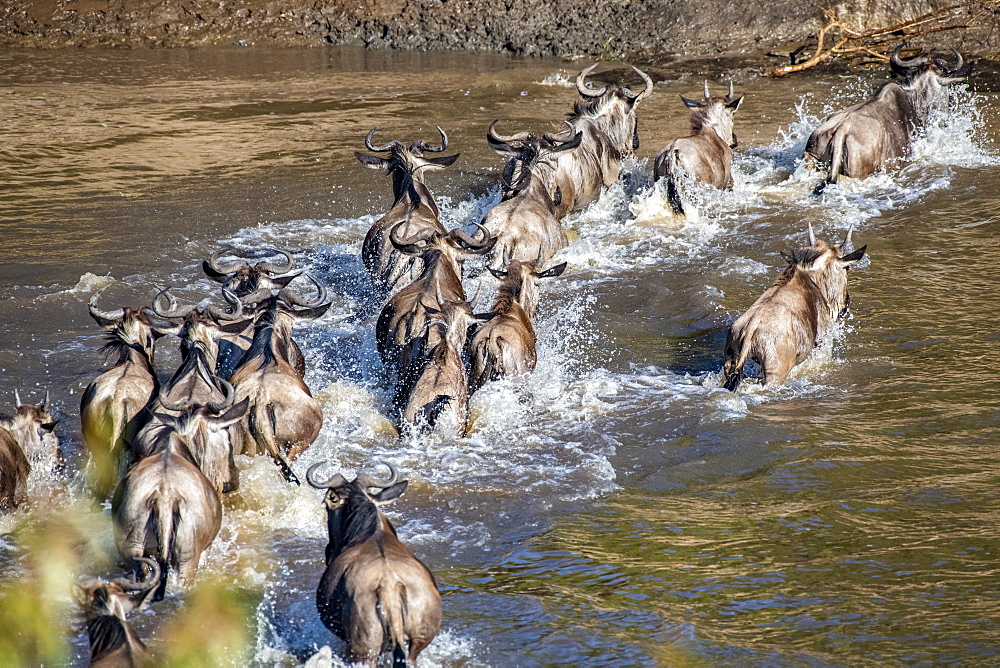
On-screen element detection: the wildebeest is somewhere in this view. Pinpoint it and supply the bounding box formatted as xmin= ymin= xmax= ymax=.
xmin=74 ymin=558 xmax=159 ymax=667
xmin=113 ymin=412 xmax=229 ymax=598
xmin=357 ymin=127 xmax=459 ymax=297
xmin=723 ymin=225 xmax=866 ymax=390
xmin=542 ymin=64 xmax=653 ymax=217
xmin=0 ymin=390 xmax=59 ymax=510
xmin=309 ymin=461 xmax=441 ymax=666
xmin=805 ymin=46 xmax=968 ymax=190
xmin=375 ymin=222 xmax=494 ymax=404
xmin=402 ymin=300 xmax=487 ymax=435
xmin=82 ymin=289 xmax=173 ymax=497
xmin=202 ymin=248 xmax=304 ymax=377
xmin=133 ymin=289 xmax=248 ymax=474
xmin=483 ymin=121 xmax=582 ymax=270
xmin=469 ymin=260 xmax=567 ymax=393
xmin=653 ymin=81 xmax=743 ymax=215
xmin=228 ymin=278 xmax=332 ymax=483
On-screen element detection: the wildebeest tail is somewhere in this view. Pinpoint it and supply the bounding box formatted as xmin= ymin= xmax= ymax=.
xmin=816 ymin=131 xmax=845 ymax=195
xmin=253 ymin=402 xmax=300 ymax=485
xmin=722 ymin=321 xmax=756 ymax=392
xmin=376 ymin=583 xmax=409 ymax=668
xmin=666 ymin=149 xmax=685 ymax=215
xmin=152 ymin=498 xmax=177 ymax=599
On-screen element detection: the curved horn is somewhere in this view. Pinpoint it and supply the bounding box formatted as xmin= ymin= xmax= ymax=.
xmin=307 ymin=461 xmax=345 ymax=489
xmin=551 ymin=131 xmax=583 ymax=153
xmin=807 ymin=222 xmax=817 ymax=247
xmin=841 ymin=224 xmax=855 ymax=254
xmin=280 ymin=273 xmax=328 ymax=308
xmin=88 ymin=288 xmax=125 ymax=326
xmin=206 ymin=379 xmax=236 ymax=413
xmin=631 ymin=67 xmax=653 ymax=102
xmin=356 ymin=460 xmax=399 ymax=489
xmin=151 ymin=287 xmax=195 ymax=319
xmin=576 ymin=64 xmax=607 ymax=98
xmin=256 ymin=248 xmax=295 ymax=274
xmin=364 ymin=127 xmax=402 ymax=153
xmin=947 ymin=48 xmax=964 ymax=74
xmin=704 ymin=80 xmax=711 ymax=99
xmin=206 ymin=288 xmax=243 ymax=322
xmin=412 ymin=126 xmax=448 ymax=154
xmin=488 ymin=120 xmax=531 ymax=145
xmin=543 ymin=121 xmax=576 ymax=143
xmin=389 ymin=221 xmax=439 ymax=251
xmin=14 ymin=389 xmax=22 ymax=408
xmin=112 ymin=557 xmax=161 ymax=593
xmin=449 ymin=222 xmax=493 ymax=249
xmin=891 ymin=44 xmax=927 ymax=69
xmin=157 ymin=388 xmax=191 ymax=412
xmin=728 ymin=79 xmax=735 ymax=100
xmin=207 ymin=249 xmax=248 ymax=275
xmin=42 ymin=389 xmax=49 ymax=411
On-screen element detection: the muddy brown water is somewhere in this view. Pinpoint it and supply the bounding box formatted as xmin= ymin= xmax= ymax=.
xmin=0 ymin=47 xmax=998 ymax=665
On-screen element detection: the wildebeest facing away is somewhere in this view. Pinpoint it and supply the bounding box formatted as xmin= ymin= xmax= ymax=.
xmin=357 ymin=127 xmax=459 ymax=298
xmin=469 ymin=260 xmax=567 ymax=393
xmin=375 ymin=222 xmax=495 ymax=405
xmin=723 ymin=225 xmax=866 ymax=390
xmin=0 ymin=390 xmax=59 ymax=511
xmin=805 ymin=46 xmax=968 ymax=191
xmin=402 ymin=299 xmax=487 ymax=435
xmin=483 ymin=121 xmax=582 ymax=270
xmin=82 ymin=289 xmax=173 ymax=497
xmin=113 ymin=406 xmax=235 ymax=599
xmin=228 ymin=277 xmax=332 ymax=483
xmin=309 ymin=461 xmax=441 ymax=667
xmin=542 ymin=64 xmax=653 ymax=217
xmin=653 ymin=81 xmax=743 ymax=215
xmin=202 ymin=248 xmax=305 ymax=377
xmin=74 ymin=558 xmax=159 ymax=667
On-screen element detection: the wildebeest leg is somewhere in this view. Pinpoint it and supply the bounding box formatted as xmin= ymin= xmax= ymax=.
xmin=722 ymin=354 xmax=743 ymax=392
xmin=344 ymin=593 xmax=382 ymax=665
xmin=763 ymin=359 xmax=795 ymax=386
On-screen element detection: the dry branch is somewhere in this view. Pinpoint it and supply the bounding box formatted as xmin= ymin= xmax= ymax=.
xmin=763 ymin=0 xmax=999 ymax=76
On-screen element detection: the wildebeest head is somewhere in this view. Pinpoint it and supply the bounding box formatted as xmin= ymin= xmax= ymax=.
xmin=487 ymin=120 xmax=583 ymax=199
xmin=202 ymin=248 xmax=301 ymax=297
xmin=152 ymin=287 xmax=251 ymax=360
xmin=679 ymin=81 xmax=743 ymax=149
xmin=74 ymin=557 xmax=160 ymax=618
xmin=3 ymin=390 xmax=59 ymax=466
xmin=88 ymin=288 xmax=175 ymax=365
xmin=487 ymin=259 xmax=567 ymax=320
xmin=355 ymin=127 xmax=460 ymax=200
xmin=389 ymin=221 xmax=496 ymax=269
xmin=572 ymin=64 xmax=653 ymax=155
xmin=307 ymin=461 xmax=408 ymax=553
xmin=889 ymin=46 xmax=968 ymax=115
xmin=782 ymin=223 xmax=867 ymax=316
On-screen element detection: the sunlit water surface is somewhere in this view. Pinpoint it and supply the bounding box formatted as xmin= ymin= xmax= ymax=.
xmin=0 ymin=47 xmax=998 ymax=665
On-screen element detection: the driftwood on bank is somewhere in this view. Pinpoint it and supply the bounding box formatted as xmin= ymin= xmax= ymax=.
xmin=764 ymin=0 xmax=999 ymax=76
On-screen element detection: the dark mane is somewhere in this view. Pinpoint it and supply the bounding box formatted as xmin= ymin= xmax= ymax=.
xmin=785 ymin=247 xmax=825 ymax=266
xmin=242 ymin=322 xmax=278 ymax=369
xmin=568 ymin=87 xmax=628 ymax=120
xmin=341 ymin=490 xmax=383 ymax=549
xmin=86 ymin=614 xmax=130 ymax=661
xmin=100 ymin=332 xmax=136 ymax=367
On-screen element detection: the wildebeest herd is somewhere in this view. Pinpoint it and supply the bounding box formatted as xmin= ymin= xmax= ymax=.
xmin=0 ymin=46 xmax=970 ymax=666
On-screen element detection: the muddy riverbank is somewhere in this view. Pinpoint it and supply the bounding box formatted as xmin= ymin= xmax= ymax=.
xmin=1 ymin=0 xmax=997 ymax=63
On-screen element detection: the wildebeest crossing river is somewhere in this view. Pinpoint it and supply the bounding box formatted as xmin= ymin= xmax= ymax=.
xmin=0 ymin=47 xmax=998 ymax=665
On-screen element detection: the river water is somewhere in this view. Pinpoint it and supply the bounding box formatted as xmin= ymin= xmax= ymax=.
xmin=0 ymin=47 xmax=998 ymax=665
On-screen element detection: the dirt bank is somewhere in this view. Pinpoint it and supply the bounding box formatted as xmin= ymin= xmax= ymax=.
xmin=1 ymin=0 xmax=998 ymax=63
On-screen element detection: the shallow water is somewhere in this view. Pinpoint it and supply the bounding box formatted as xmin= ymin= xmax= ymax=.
xmin=0 ymin=47 xmax=998 ymax=665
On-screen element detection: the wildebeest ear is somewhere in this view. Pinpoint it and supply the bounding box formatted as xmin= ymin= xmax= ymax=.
xmin=271 ymin=272 xmax=303 ymax=289
xmin=840 ymin=245 xmax=867 ymax=265
xmin=202 ymin=261 xmax=229 ymax=282
xmin=680 ymin=95 xmax=705 ymax=109
xmin=487 ymin=267 xmax=508 ymax=279
xmin=373 ymin=480 xmax=408 ymax=504
xmin=726 ymin=95 xmax=744 ymax=111
xmin=41 ymin=420 xmax=59 ymax=432
xmin=535 ymin=262 xmax=568 ymax=279
xmin=215 ymin=397 xmax=250 ymax=425
xmin=355 ymin=151 xmax=389 ymax=169
xmin=473 ymin=311 xmax=496 ymax=322
xmin=426 ymin=153 xmax=460 ymax=168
